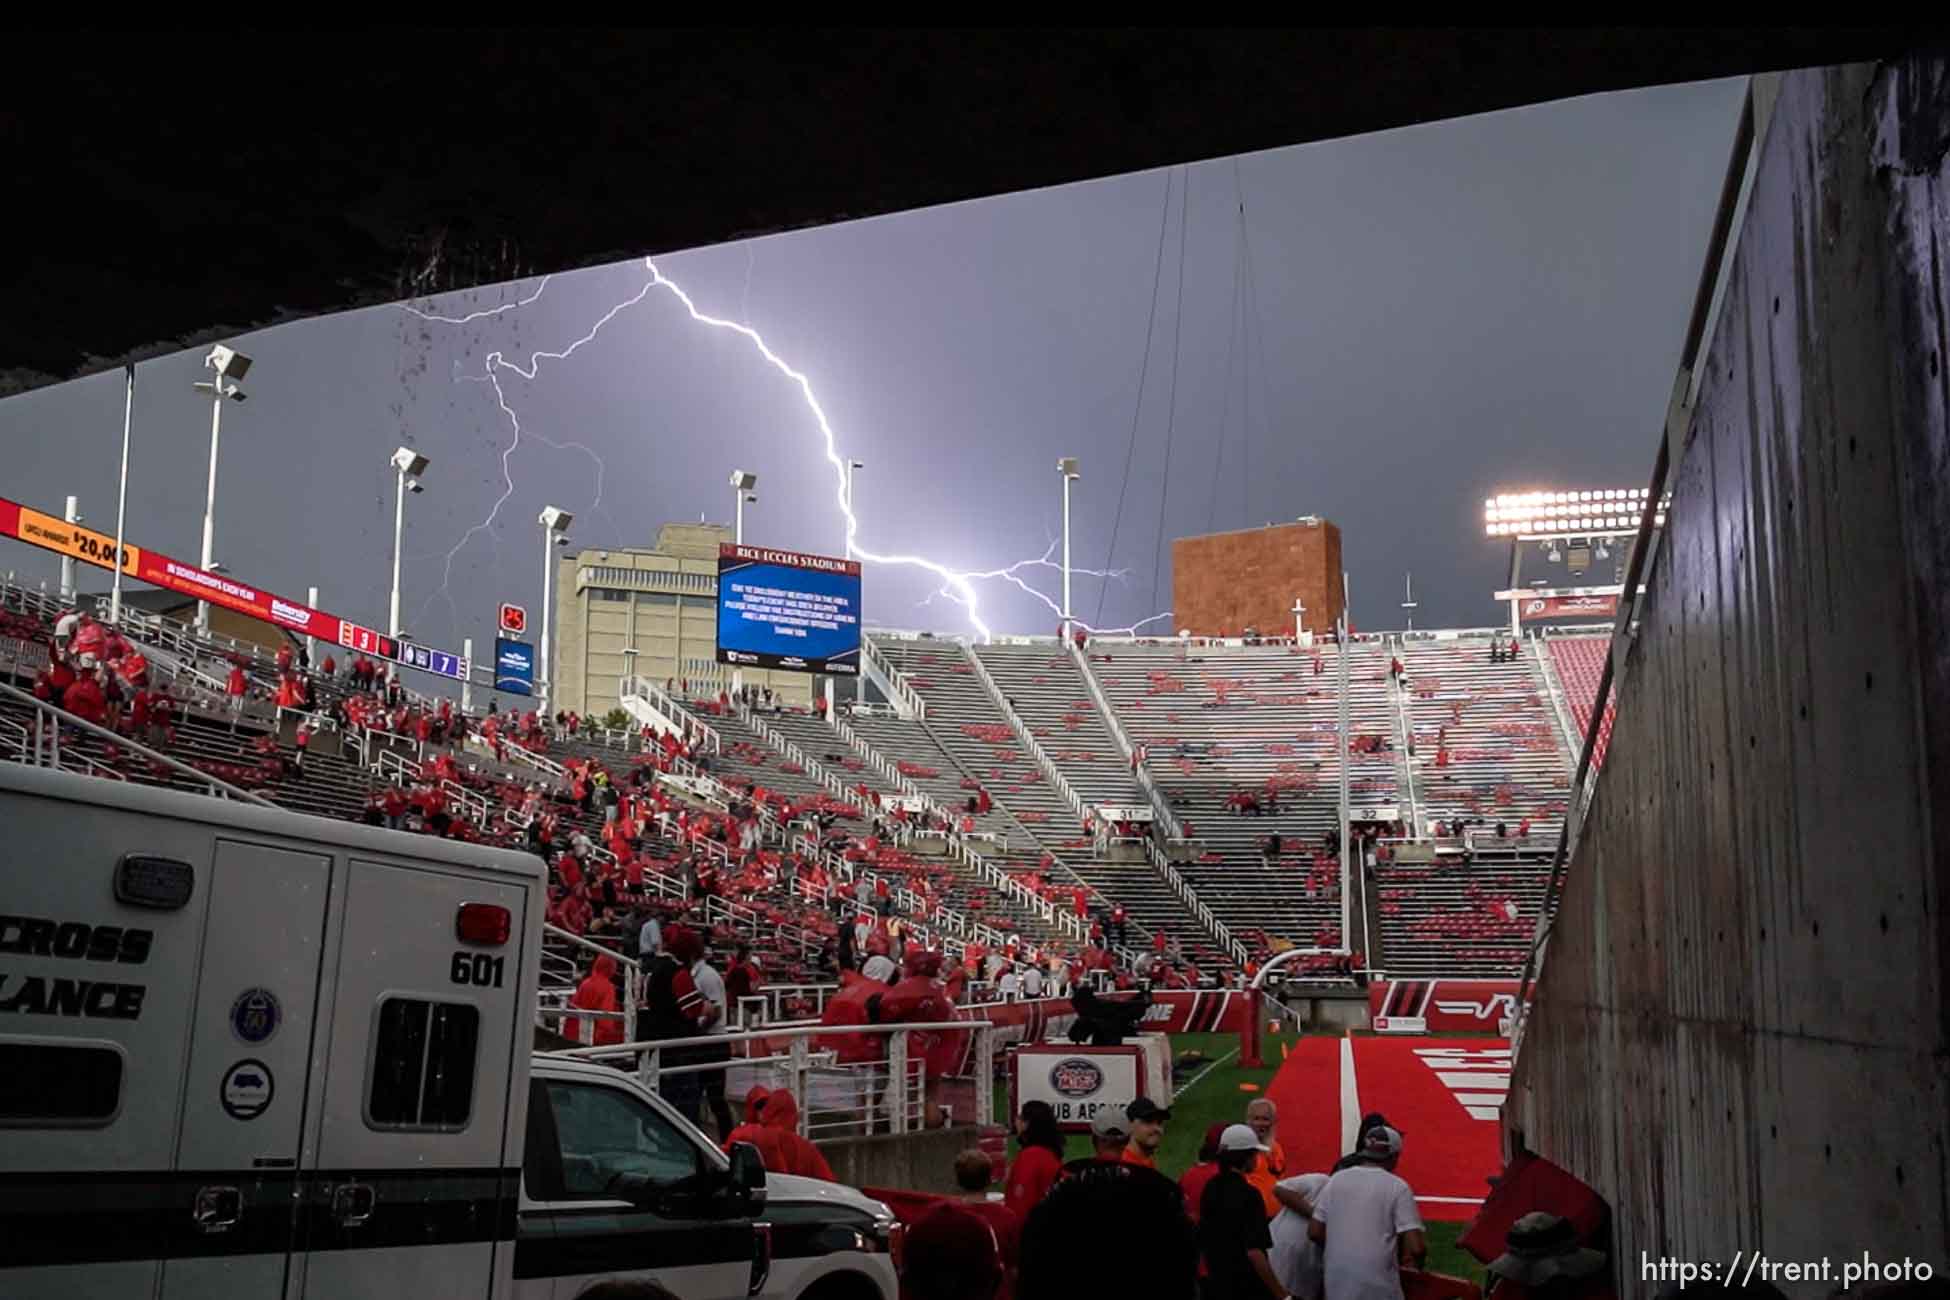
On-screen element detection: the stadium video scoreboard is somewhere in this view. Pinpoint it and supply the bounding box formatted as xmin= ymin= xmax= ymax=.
xmin=715 ymin=543 xmax=861 ymax=676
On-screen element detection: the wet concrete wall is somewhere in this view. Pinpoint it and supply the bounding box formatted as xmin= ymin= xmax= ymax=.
xmin=1506 ymin=60 xmax=1950 ymax=1290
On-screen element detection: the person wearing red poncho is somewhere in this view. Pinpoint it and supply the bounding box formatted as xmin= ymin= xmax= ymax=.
xmin=566 ymin=953 xmax=623 ymax=1046
xmin=62 ymin=670 xmax=108 ymax=726
xmin=755 ymin=1087 xmax=833 ymax=1181
xmin=721 ymin=1085 xmax=773 ymax=1158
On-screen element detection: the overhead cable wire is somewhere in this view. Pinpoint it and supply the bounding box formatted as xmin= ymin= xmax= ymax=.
xmin=1150 ymin=166 xmax=1192 ymax=614
xmin=1095 ymin=168 xmax=1175 ymax=625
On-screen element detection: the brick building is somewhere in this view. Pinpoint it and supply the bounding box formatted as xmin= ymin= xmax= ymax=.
xmin=1170 ymin=518 xmax=1346 ymax=637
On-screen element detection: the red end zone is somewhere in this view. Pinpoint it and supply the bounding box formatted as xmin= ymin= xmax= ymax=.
xmin=1268 ymin=1035 xmax=1508 ymax=1223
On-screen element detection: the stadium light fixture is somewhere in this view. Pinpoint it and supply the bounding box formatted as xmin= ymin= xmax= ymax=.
xmin=208 ymin=344 xmax=252 ymax=382
xmin=1483 ymin=486 xmax=1668 ymax=538
xmin=191 ymin=344 xmax=253 ymax=635
xmin=537 ymin=506 xmax=573 ymax=715
xmin=1057 ymin=457 xmax=1081 ymax=624
xmin=387 ymin=447 xmax=431 ymax=639
xmin=729 ymin=469 xmax=758 ymax=542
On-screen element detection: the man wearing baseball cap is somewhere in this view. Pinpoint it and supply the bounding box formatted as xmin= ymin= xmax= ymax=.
xmin=1308 ymin=1126 xmax=1425 ymax=1300
xmin=1122 ymin=1098 xmax=1171 ymax=1170
xmin=1084 ymin=1104 xmax=1132 ymax=1163
xmin=1199 ymin=1124 xmax=1288 ymax=1300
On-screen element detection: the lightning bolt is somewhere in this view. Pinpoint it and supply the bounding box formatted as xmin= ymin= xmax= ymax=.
xmin=401 ymin=276 xmax=552 ymax=325
xmin=409 ymin=255 xmax=1174 ymax=642
xmin=956 ymin=540 xmax=1130 ymax=620
xmin=416 ymin=278 xmax=660 ymax=630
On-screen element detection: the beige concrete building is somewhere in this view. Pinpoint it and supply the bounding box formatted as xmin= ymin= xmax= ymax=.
xmin=549 ymin=522 xmax=812 ymax=719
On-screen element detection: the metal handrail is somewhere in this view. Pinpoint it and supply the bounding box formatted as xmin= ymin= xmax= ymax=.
xmin=1525 ymin=633 xmax=1586 ymax=776
xmin=546 ymin=1015 xmax=998 ymax=1135
xmin=861 ymin=635 xmax=927 ymax=720
xmin=961 ymin=642 xmax=1087 ymax=824
xmin=622 ymin=674 xmax=722 ymax=755
xmin=824 ymin=712 xmax=1089 ymax=947
xmin=1144 ymin=834 xmax=1248 ymax=967
xmin=741 ymin=707 xmax=859 ymax=811
xmin=1065 ymin=635 xmax=1185 ymax=841
xmin=0 ymin=679 xmax=279 ymax=807
xmin=1388 ymin=641 xmax=1423 ymax=836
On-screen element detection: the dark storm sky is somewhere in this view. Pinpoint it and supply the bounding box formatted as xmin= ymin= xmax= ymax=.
xmin=0 ymin=77 xmax=1743 ymax=653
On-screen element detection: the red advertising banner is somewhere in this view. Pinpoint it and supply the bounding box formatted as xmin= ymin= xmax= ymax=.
xmin=1368 ymin=979 xmax=1523 ymax=1034
xmin=1517 ymin=594 xmax=1617 ymax=622
xmin=0 ymin=493 xmax=467 ymax=681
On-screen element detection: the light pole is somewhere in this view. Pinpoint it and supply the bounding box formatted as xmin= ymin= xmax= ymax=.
xmin=1057 ymin=458 xmax=1080 ymax=628
xmin=58 ymin=497 xmax=80 ymax=603
xmin=1400 ymin=572 xmax=1418 ymax=632
xmin=388 ymin=447 xmax=430 ymax=638
xmin=729 ymin=470 xmax=757 ymax=543
xmin=538 ymin=506 xmax=574 ymax=716
xmin=621 ymin=646 xmax=639 ymax=719
xmin=110 ymin=363 xmax=136 ymax=625
xmin=840 ymin=458 xmax=864 ymax=706
xmin=192 ymin=344 xmax=252 ymax=633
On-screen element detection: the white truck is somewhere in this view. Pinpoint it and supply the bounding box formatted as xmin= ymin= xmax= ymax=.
xmin=0 ymin=763 xmax=897 ymax=1300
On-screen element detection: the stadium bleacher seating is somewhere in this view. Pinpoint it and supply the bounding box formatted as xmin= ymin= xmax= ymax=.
xmin=1372 ymin=856 xmax=1555 ymax=977
xmin=1086 ymin=637 xmax=1402 ymax=957
xmin=5 ymin=566 xmax=1597 ymax=987
xmin=1543 ymin=632 xmax=1614 ymax=768
xmin=1398 ymin=634 xmax=1571 ymax=839
xmin=872 ymin=633 xmax=1226 ymax=972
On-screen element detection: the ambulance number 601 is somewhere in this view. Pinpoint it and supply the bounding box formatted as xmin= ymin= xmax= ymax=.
xmin=450 ymin=951 xmax=507 ymax=988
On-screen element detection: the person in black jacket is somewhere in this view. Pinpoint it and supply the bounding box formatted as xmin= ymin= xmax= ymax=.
xmin=1200 ymin=1125 xmax=1285 ymax=1300
xmin=638 ymin=926 xmax=710 ymax=1116
xmin=1017 ymin=1151 xmax=1195 ymax=1300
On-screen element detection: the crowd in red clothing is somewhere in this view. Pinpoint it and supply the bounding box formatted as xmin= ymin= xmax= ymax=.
xmin=33 ymin=609 xmax=179 ymax=753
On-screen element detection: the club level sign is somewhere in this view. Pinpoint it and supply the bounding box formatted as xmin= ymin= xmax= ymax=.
xmin=1013 ymin=1044 xmax=1144 ymax=1132
xmin=499 ymin=603 xmax=527 ymax=636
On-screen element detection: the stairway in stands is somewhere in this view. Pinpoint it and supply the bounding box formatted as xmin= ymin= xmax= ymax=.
xmin=870 ymin=633 xmax=1224 ymax=970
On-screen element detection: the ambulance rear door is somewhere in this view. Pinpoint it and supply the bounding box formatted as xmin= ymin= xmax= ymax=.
xmin=295 ymin=855 xmax=531 ymax=1299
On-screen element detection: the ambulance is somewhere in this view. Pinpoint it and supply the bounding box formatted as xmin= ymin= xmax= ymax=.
xmin=0 ymin=764 xmax=897 ymax=1300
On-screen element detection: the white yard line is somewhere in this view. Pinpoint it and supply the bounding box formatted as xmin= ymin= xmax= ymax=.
xmin=1177 ymin=1045 xmax=1242 ymax=1099
xmin=1339 ymin=1034 xmax=1360 ymax=1154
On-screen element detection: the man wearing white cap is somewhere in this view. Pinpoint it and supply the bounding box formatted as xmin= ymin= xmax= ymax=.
xmin=1198 ymin=1123 xmax=1288 ymax=1300
xmin=1307 ymin=1125 xmax=1424 ymax=1300
xmin=1086 ymin=1104 xmax=1132 ymax=1162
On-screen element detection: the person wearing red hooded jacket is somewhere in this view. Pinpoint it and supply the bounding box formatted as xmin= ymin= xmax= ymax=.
xmin=879 ymin=950 xmax=966 ymax=1125
xmin=755 ymin=1087 xmax=833 ymax=1180
xmin=62 ymin=670 xmax=109 ymax=726
xmin=721 ymin=1086 xmax=775 ymax=1159
xmin=567 ymin=954 xmax=624 ymax=1046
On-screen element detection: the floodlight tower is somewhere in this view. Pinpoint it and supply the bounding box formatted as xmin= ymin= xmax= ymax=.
xmin=191 ymin=344 xmax=253 ymax=633
xmin=1483 ymin=487 xmax=1668 ymax=633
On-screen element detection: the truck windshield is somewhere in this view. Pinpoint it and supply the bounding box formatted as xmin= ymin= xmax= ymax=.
xmin=546 ymin=1081 xmax=703 ymax=1200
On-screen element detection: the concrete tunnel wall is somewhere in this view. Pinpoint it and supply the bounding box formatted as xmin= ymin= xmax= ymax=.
xmin=1506 ymin=59 xmax=1950 ymax=1290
